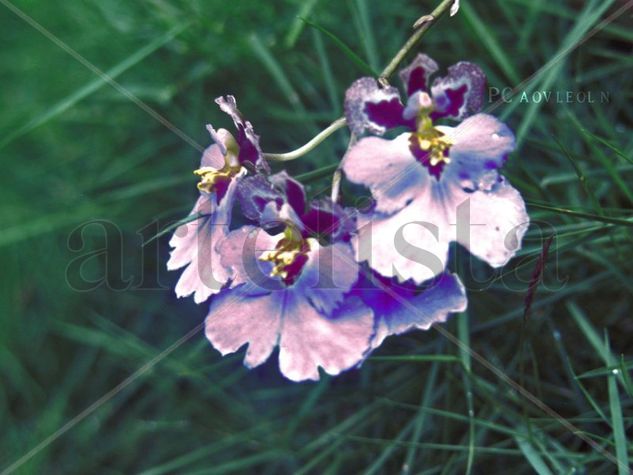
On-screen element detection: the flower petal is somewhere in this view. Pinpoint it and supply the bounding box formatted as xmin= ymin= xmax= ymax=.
xmin=354 ymin=189 xmax=450 ymax=284
xmin=235 ymin=174 xmax=285 ymax=223
xmin=215 ymin=95 xmax=268 ymax=171
xmin=438 ymin=114 xmax=515 ymax=192
xmin=301 ymin=199 xmax=356 ymax=241
xmin=279 ymin=294 xmax=374 ymax=381
xmin=399 ymin=53 xmax=439 ymax=96
xmin=342 ymin=133 xmax=426 ymax=215
xmin=430 ymin=61 xmax=486 ymax=120
xmin=168 ymin=184 xmax=236 ymax=303
xmin=363 ymin=273 xmax=467 ymax=349
xmin=294 ymin=240 xmax=360 ymax=315
xmin=218 ymin=226 xmax=283 ymax=294
xmin=344 ymin=77 xmax=412 ymax=136
xmin=205 ymin=289 xmax=282 ymax=368
xmin=452 ymin=178 xmax=529 ymax=267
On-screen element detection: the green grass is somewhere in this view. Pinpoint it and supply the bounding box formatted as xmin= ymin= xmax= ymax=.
xmin=1 ymin=0 xmax=632 ymax=473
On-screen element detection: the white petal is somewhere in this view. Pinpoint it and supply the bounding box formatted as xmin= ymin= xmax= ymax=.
xmin=279 ymin=295 xmax=374 ymax=382
xmin=451 ymin=179 xmax=529 ymax=267
xmin=205 ymin=290 xmax=282 ymax=368
xmin=342 ymin=134 xmax=427 ymax=214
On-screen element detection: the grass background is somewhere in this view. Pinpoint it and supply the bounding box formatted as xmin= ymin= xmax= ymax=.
xmin=1 ymin=0 xmax=632 ymax=473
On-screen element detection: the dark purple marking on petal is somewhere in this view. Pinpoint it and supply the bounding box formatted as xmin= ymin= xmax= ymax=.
xmin=236 ymin=174 xmax=284 ymax=222
xmin=300 ymin=199 xmax=356 ymax=241
xmin=399 ymin=53 xmax=439 ymax=96
xmin=430 ymin=84 xmax=468 ymax=120
xmin=301 ymin=208 xmax=337 ymax=237
xmin=484 ymin=159 xmax=499 ymax=170
xmin=408 ymin=135 xmax=446 ymax=181
xmin=285 ymin=177 xmax=306 ymax=216
xmin=270 ymin=172 xmax=306 ymax=216
xmin=215 ymin=95 xmax=267 ymax=171
xmin=344 ymin=77 xmax=406 ymax=136
xmin=214 ymin=176 xmax=232 ymax=205
xmin=430 ymin=61 xmax=486 ymax=120
xmin=365 ymin=99 xmax=415 ymax=131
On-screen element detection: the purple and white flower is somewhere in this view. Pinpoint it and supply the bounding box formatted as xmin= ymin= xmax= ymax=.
xmin=343 ymin=53 xmax=529 ymax=284
xmin=205 ymin=173 xmax=375 ymax=382
xmin=353 ymin=272 xmax=467 ymax=349
xmin=167 ymin=96 xmax=267 ymax=303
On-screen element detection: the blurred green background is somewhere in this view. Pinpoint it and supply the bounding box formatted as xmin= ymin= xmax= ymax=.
xmin=1 ymin=0 xmax=632 ymax=473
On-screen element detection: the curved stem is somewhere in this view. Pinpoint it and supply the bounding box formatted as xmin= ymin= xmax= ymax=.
xmin=379 ymin=0 xmax=456 ymax=82
xmin=263 ymin=117 xmax=347 ymax=162
xmin=262 ymin=0 xmax=455 ymax=163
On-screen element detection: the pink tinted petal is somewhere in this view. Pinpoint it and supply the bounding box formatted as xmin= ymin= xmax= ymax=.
xmin=200 ymin=128 xmax=235 ymax=169
xmin=371 ymin=273 xmax=467 ymax=349
xmin=430 ymin=61 xmax=486 ymax=120
xmin=294 ymin=240 xmax=359 ymax=315
xmin=168 ymin=181 xmax=237 ymax=303
xmin=218 ymin=226 xmax=282 ymax=293
xmin=342 ymin=134 xmax=426 ymax=214
xmin=354 ymin=190 xmax=450 ymax=284
xmin=205 ymin=289 xmax=282 ymax=368
xmin=399 ymin=53 xmax=439 ymax=96
xmin=279 ymin=295 xmax=374 ymax=381
xmin=452 ymin=179 xmax=529 ymax=267
xmin=438 ymin=114 xmax=515 ymax=191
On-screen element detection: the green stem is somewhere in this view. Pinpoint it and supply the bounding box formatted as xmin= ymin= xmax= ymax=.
xmin=379 ymin=0 xmax=456 ymax=82
xmin=263 ymin=117 xmax=346 ymax=162
xmin=263 ymin=0 xmax=456 ymax=162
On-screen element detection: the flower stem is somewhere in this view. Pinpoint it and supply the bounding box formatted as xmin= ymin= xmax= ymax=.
xmin=263 ymin=0 xmax=455 ymax=163
xmin=379 ymin=0 xmax=456 ymax=83
xmin=263 ymin=117 xmax=347 ymax=162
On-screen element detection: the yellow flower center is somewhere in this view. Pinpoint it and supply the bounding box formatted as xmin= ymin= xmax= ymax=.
xmin=415 ymin=113 xmax=453 ymax=167
xmin=259 ymin=225 xmax=309 ymax=283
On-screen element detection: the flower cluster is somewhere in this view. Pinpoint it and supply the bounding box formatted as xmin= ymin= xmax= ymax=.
xmin=168 ymin=54 xmax=528 ymax=382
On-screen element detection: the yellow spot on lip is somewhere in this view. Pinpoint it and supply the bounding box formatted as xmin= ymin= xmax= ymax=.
xmin=416 ymin=129 xmax=453 ymax=167
xmin=259 ymin=225 xmax=309 ymax=283
xmin=193 ymin=155 xmax=242 ymax=193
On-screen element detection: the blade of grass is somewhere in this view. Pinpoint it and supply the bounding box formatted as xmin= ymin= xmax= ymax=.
xmin=457 ymin=312 xmax=475 ymax=475
xmin=283 ymin=0 xmax=321 ymax=48
xmin=0 ymin=22 xmax=189 ymax=150
xmin=515 ymin=436 xmax=554 ymax=475
xmin=299 ymin=18 xmax=377 ymax=76
xmin=604 ymin=334 xmax=630 ymax=475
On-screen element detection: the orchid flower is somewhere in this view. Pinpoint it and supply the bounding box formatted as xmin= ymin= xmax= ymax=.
xmin=204 ymin=173 xmax=375 ymax=382
xmin=343 ymin=53 xmax=529 ymax=284
xmin=167 ymin=96 xmax=267 ymax=303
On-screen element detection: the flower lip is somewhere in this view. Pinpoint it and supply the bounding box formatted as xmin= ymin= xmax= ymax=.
xmin=259 ymin=224 xmax=310 ymax=286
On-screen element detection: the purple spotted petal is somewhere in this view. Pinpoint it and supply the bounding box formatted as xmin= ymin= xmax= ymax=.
xmin=399 ymin=53 xmax=439 ymax=96
xmin=205 ymin=287 xmax=374 ymax=381
xmin=215 ymin=95 xmax=268 ymax=172
xmin=344 ymin=77 xmax=413 ymax=136
xmin=437 ymin=114 xmax=515 ymax=191
xmin=278 ymin=294 xmax=374 ymax=381
xmin=342 ymin=133 xmax=427 ymax=214
xmin=167 ymin=182 xmax=237 ymax=303
xmin=451 ymin=178 xmax=529 ymax=268
xmin=353 ymin=192 xmax=450 ymax=284
xmin=293 ymin=240 xmax=359 ymax=316
xmin=359 ymin=273 xmax=467 ymax=349
xmin=430 ymin=61 xmax=486 ymax=120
